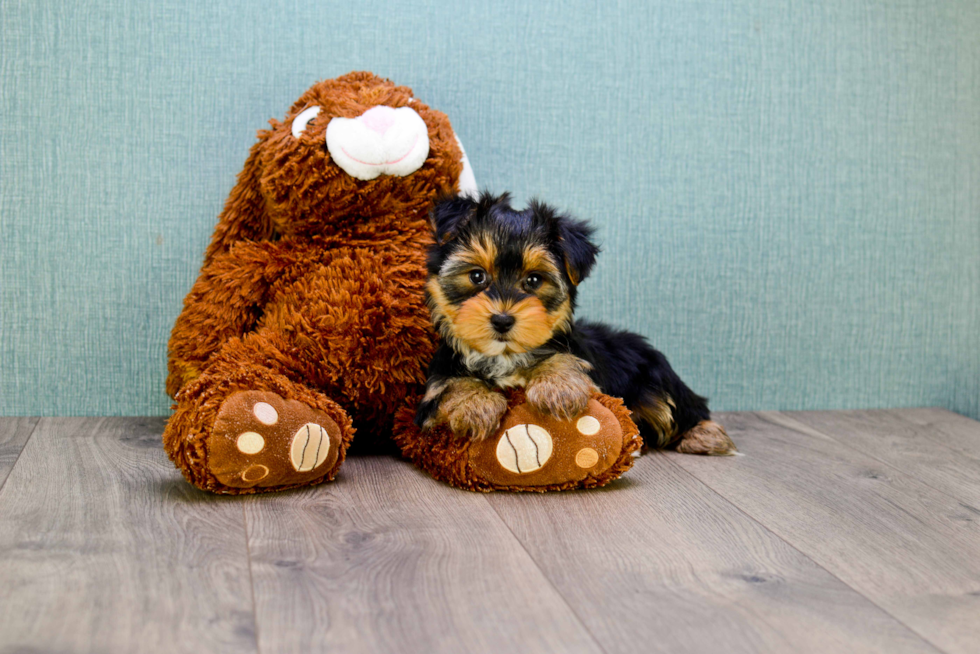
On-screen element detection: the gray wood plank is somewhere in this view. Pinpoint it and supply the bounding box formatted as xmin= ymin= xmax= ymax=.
xmin=671 ymin=411 xmax=980 ymax=654
xmin=0 ymin=417 xmax=38 ymax=487
xmin=244 ymin=455 xmax=604 ymax=654
xmin=775 ymin=409 xmax=980 ymax=508
xmin=890 ymin=407 xmax=980 ymax=459
xmin=0 ymin=417 xmax=258 ymax=654
xmin=485 ymin=452 xmax=941 ymax=654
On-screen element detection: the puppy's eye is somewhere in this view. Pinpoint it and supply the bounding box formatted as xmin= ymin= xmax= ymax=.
xmin=523 ymin=273 xmax=544 ymax=291
xmin=469 ymin=269 xmax=488 ymax=286
xmin=291 ymin=106 xmax=321 ymax=138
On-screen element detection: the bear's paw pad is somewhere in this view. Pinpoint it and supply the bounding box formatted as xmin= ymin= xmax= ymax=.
xmin=496 ymin=424 xmax=554 ymax=474
xmin=290 ymin=423 xmax=332 ymax=472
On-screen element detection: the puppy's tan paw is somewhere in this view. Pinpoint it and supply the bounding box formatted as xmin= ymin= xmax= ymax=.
xmin=430 ymin=378 xmax=509 ymax=441
xmin=447 ymin=400 xmax=508 ymax=441
xmin=525 ymin=354 xmax=598 ymax=421
xmin=526 ymin=377 xmax=594 ymax=421
xmin=675 ymin=420 xmax=737 ymax=456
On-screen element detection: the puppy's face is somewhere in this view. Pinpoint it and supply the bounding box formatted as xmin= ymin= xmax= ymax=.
xmin=426 ymin=193 xmax=598 ymax=357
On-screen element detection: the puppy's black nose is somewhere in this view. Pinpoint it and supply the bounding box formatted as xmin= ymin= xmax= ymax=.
xmin=490 ymin=313 xmax=516 ymax=334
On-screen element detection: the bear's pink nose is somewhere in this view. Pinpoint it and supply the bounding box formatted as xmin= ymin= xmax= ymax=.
xmin=360 ymin=106 xmax=398 ymax=135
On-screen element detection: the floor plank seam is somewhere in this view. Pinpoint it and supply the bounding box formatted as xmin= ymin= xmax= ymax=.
xmin=242 ymin=502 xmax=263 ymax=654
xmin=481 ymin=494 xmax=612 ymax=654
xmin=658 ymin=449 xmax=949 ymax=654
xmin=0 ymin=416 xmax=42 ymax=498
xmin=760 ymin=412 xmax=980 ymax=511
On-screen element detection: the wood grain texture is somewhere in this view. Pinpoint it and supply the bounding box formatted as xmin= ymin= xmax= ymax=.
xmin=672 ymin=411 xmax=980 ymax=654
xmin=890 ymin=407 xmax=980 ymax=460
xmin=775 ymin=409 xmax=980 ymax=508
xmin=0 ymin=417 xmax=257 ymax=654
xmin=244 ymin=455 xmax=603 ymax=654
xmin=0 ymin=417 xmax=38 ymax=487
xmin=3 ymin=409 xmax=977 ymax=654
xmin=486 ymin=452 xmax=940 ymax=654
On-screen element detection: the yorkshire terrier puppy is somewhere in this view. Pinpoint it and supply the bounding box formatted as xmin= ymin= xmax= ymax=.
xmin=415 ymin=192 xmax=736 ymax=456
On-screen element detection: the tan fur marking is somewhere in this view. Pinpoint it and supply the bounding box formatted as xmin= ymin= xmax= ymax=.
xmin=633 ymin=395 xmax=678 ymax=449
xmin=547 ymin=299 xmax=573 ymax=337
xmin=503 ymin=296 xmax=572 ymax=353
xmin=525 ymin=354 xmax=597 ymax=420
xmin=454 ymin=294 xmax=503 ymax=354
xmin=437 ymin=251 xmax=467 ymax=276
xmin=675 ymin=420 xmax=737 ymax=456
xmin=426 ymin=278 xmax=458 ymax=320
xmin=523 ymin=246 xmax=561 ymax=278
xmin=496 ymin=372 xmax=528 ymax=387
xmin=426 ymin=278 xmax=459 ymax=336
xmin=422 ymin=379 xmax=449 ymax=403
xmin=506 ymin=297 xmax=553 ymax=353
xmin=458 ymin=234 xmax=497 ymax=275
xmin=425 ymin=377 xmax=508 ymax=441
xmin=450 ymin=294 xmax=574 ymax=356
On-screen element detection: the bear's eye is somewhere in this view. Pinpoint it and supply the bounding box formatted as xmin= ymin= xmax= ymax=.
xmin=291 ymin=106 xmax=321 ymax=138
xmin=523 ymin=273 xmax=544 ymax=291
xmin=469 ymin=269 xmax=488 ymax=286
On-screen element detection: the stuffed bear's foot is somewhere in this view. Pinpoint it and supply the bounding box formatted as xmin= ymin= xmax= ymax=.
xmin=164 ymin=359 xmax=354 ymax=494
xmin=205 ymin=391 xmax=345 ymax=490
xmin=466 ymin=397 xmax=634 ymax=488
xmin=394 ymin=389 xmax=642 ymax=492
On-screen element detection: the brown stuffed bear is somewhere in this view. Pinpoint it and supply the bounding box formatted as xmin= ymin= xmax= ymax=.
xmin=164 ymin=72 xmax=639 ymax=494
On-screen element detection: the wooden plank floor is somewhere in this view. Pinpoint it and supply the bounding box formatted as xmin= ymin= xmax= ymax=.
xmin=0 ymin=409 xmax=977 ymax=654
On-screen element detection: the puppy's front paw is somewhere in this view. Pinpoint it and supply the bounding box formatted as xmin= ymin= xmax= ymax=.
xmin=447 ymin=399 xmax=508 ymax=441
xmin=526 ymin=371 xmax=597 ymax=421
xmin=429 ymin=378 xmax=509 ymax=441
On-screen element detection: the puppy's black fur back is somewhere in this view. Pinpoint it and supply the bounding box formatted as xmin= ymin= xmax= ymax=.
xmin=558 ymin=320 xmax=710 ymax=439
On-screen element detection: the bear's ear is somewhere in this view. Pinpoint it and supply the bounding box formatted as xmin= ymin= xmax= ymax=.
xmin=429 ymin=194 xmax=477 ymax=245
xmin=202 ymin=130 xmax=275 ymax=265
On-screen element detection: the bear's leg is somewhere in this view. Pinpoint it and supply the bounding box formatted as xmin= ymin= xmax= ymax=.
xmin=164 ymin=332 xmax=354 ymax=494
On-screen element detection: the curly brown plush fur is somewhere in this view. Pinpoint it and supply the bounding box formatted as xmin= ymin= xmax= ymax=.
xmin=164 ymin=72 xmax=463 ymax=493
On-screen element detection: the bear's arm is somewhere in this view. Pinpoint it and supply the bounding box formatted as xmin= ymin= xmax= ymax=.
xmin=166 ymin=240 xmax=285 ymax=396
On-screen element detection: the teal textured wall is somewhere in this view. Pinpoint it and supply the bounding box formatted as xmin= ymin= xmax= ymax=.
xmin=2 ymin=1 xmax=978 ymax=418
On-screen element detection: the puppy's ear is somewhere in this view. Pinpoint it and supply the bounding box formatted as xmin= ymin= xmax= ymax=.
xmin=203 ymin=130 xmax=276 ymax=265
xmin=530 ymin=200 xmax=599 ymax=286
xmin=429 ymin=194 xmax=477 ymax=245
xmin=557 ymin=218 xmax=599 ymax=285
